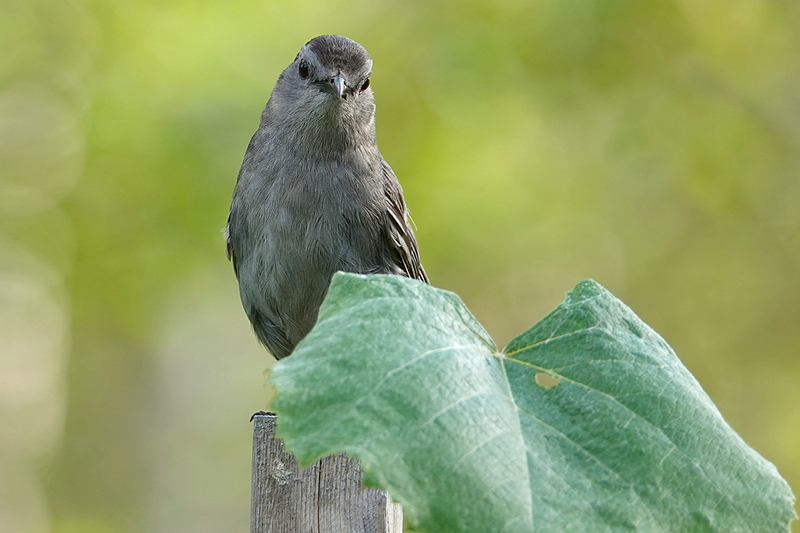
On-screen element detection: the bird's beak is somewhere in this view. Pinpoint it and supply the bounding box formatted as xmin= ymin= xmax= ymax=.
xmin=332 ymin=73 xmax=347 ymax=99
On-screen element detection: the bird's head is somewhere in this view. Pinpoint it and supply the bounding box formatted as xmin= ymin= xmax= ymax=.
xmin=273 ymin=35 xmax=375 ymax=131
xmin=297 ymin=35 xmax=373 ymax=100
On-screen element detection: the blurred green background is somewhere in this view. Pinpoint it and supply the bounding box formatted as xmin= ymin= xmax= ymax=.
xmin=2 ymin=0 xmax=799 ymax=531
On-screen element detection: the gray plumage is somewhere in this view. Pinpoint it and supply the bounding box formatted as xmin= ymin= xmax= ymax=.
xmin=226 ymin=35 xmax=428 ymax=359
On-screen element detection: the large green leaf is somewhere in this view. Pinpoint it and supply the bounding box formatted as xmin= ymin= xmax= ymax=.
xmin=270 ymin=274 xmax=796 ymax=532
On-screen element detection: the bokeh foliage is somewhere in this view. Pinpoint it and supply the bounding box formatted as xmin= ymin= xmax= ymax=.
xmin=1 ymin=0 xmax=798 ymax=531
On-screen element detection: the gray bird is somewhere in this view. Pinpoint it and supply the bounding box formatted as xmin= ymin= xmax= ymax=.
xmin=226 ymin=35 xmax=428 ymax=359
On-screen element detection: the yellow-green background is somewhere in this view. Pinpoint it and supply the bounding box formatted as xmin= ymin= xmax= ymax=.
xmin=2 ymin=0 xmax=798 ymax=531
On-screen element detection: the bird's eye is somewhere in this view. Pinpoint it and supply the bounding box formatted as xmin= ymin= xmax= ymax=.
xmin=298 ymin=60 xmax=309 ymax=79
xmin=360 ymin=78 xmax=370 ymax=92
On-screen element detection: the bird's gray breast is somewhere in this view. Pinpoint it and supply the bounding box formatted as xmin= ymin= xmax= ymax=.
xmin=232 ymin=143 xmax=384 ymax=347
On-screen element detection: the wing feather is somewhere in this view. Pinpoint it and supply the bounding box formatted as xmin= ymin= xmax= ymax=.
xmin=381 ymin=162 xmax=429 ymax=283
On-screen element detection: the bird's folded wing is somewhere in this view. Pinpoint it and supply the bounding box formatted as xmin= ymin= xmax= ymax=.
xmin=381 ymin=162 xmax=429 ymax=283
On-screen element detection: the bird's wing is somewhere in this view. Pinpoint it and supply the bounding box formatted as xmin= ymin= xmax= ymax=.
xmin=224 ymin=212 xmax=239 ymax=278
xmin=226 ymin=129 xmax=266 ymax=280
xmin=381 ymin=162 xmax=429 ymax=283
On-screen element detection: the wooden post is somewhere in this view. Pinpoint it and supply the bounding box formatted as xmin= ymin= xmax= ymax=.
xmin=250 ymin=412 xmax=403 ymax=533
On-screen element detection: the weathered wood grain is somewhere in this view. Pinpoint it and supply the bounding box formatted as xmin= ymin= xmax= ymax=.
xmin=251 ymin=413 xmax=402 ymax=533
